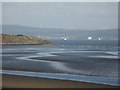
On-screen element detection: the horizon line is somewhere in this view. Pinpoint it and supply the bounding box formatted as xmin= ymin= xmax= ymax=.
xmin=1 ymin=24 xmax=118 ymax=31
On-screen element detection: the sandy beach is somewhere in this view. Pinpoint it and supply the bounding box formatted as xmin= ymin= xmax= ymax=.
xmin=2 ymin=74 xmax=118 ymax=88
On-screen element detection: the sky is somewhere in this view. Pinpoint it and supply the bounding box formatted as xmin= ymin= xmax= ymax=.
xmin=2 ymin=2 xmax=118 ymax=30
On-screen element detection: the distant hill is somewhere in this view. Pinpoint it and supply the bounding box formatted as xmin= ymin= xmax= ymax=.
xmin=1 ymin=25 xmax=118 ymax=40
xmin=1 ymin=33 xmax=50 ymax=45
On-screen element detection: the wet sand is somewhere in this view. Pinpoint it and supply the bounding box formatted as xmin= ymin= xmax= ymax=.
xmin=2 ymin=46 xmax=119 ymax=88
xmin=2 ymin=74 xmax=118 ymax=88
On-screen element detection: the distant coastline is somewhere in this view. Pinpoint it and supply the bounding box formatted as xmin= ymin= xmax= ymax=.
xmin=0 ymin=34 xmax=51 ymax=46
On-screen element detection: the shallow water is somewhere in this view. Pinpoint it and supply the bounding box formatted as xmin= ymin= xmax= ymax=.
xmin=2 ymin=40 xmax=119 ymax=86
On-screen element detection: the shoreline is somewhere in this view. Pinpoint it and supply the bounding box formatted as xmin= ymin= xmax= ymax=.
xmin=1 ymin=44 xmax=52 ymax=47
xmin=2 ymin=74 xmax=118 ymax=88
xmin=1 ymin=69 xmax=119 ymax=88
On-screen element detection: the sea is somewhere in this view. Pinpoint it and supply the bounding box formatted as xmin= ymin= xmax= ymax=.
xmin=1 ymin=40 xmax=120 ymax=86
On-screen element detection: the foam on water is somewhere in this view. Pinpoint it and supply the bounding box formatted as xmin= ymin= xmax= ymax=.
xmin=105 ymin=51 xmax=118 ymax=56
xmin=90 ymin=56 xmax=118 ymax=59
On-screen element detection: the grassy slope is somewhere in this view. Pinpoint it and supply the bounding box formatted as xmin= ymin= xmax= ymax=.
xmin=1 ymin=34 xmax=50 ymax=45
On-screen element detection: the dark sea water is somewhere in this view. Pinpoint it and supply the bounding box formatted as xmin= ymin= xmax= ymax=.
xmin=2 ymin=40 xmax=119 ymax=86
xmin=50 ymin=40 xmax=118 ymax=50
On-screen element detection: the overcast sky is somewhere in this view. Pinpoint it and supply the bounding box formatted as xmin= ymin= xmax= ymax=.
xmin=2 ymin=2 xmax=118 ymax=30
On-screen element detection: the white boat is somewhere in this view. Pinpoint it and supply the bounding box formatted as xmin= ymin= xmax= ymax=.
xmin=98 ymin=38 xmax=102 ymax=40
xmin=64 ymin=38 xmax=67 ymax=40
